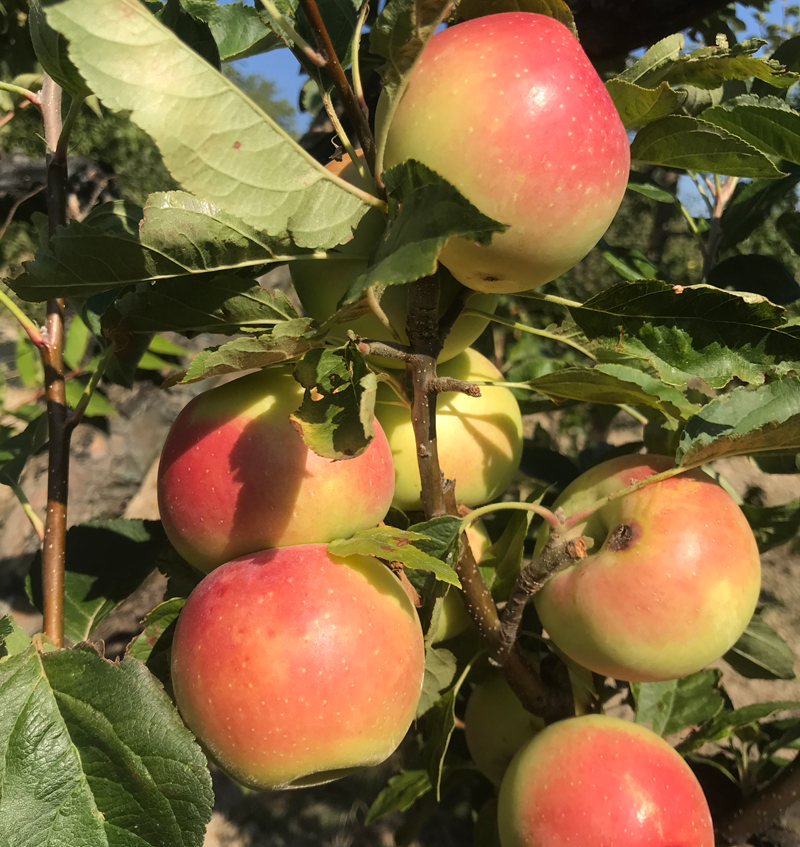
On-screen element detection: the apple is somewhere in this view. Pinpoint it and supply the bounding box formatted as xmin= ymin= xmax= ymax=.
xmin=374 ymin=347 xmax=523 ymax=511
xmin=290 ymin=154 xmax=500 ymax=366
xmin=497 ymin=714 xmax=714 ymax=847
xmin=158 ymin=367 xmax=395 ymax=572
xmin=465 ymin=672 xmax=544 ymax=786
xmin=533 ymin=454 xmax=761 ymax=682
xmin=432 ymin=518 xmax=491 ymax=643
xmin=170 ymin=543 xmax=425 ymax=790
xmin=380 ymin=12 xmax=630 ymax=294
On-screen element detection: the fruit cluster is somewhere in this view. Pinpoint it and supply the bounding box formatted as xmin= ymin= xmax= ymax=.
xmin=159 ymin=11 xmax=763 ymax=845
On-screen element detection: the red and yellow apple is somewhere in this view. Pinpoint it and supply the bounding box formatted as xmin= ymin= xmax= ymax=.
xmin=374 ymin=347 xmax=523 ymax=511
xmin=497 ymin=715 xmax=714 ymax=847
xmin=380 ymin=13 xmax=630 ymax=294
xmin=465 ymin=672 xmax=544 ymax=786
xmin=432 ymin=518 xmax=491 ymax=643
xmin=290 ymin=154 xmax=500 ymax=366
xmin=158 ymin=367 xmax=395 ymax=572
xmin=534 ymin=454 xmax=761 ymax=682
xmin=170 ymin=543 xmax=425 ymax=790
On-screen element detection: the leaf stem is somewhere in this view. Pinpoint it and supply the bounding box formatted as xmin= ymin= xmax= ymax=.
xmin=462 ymin=308 xmax=597 ymax=360
xmin=0 ymin=81 xmax=41 ymax=106
xmin=297 ymin=0 xmax=378 ymax=180
xmin=516 ymin=290 xmax=583 ymax=309
xmin=259 ymin=0 xmax=326 ymax=65
xmin=563 ymin=466 xmax=681 ymax=529
xmin=351 ymin=0 xmax=371 ymax=115
xmin=0 ymin=290 xmax=44 ymax=347
xmin=65 ymin=344 xmax=114 ymax=432
xmin=5 ymin=477 xmax=45 ymax=541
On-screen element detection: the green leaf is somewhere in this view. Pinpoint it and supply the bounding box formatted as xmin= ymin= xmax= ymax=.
xmin=720 ymin=165 xmax=800 ymax=252
xmin=64 ymin=378 xmax=117 ymax=419
xmin=28 ymin=0 xmax=90 ymax=98
xmin=416 ymin=645 xmax=458 ymax=718
xmin=174 ymin=321 xmax=318 ymax=384
xmin=126 ymin=597 xmax=185 ymax=693
xmin=619 ymin=36 xmax=798 ymax=91
xmin=702 ymin=100 xmax=800 ymax=165
xmin=63 ymin=315 xmax=92 ymax=370
xmin=15 ymin=330 xmax=43 ymax=387
xmin=0 ymin=416 xmax=48 ymax=488
xmin=422 ymin=660 xmax=472 ymax=799
xmin=290 ymin=345 xmax=378 ymax=459
xmin=632 ymin=670 xmax=725 ymax=737
xmin=28 ymin=519 xmax=168 ymax=645
xmin=180 ymin=0 xmax=281 ymax=61
xmin=107 ymin=274 xmax=304 ymax=335
xmin=13 ymin=194 xmax=305 ymax=301
xmin=598 ymin=241 xmax=662 ymax=281
xmin=366 ymin=769 xmax=432 ymax=824
xmin=0 ymin=645 xmax=212 ymax=845
xmin=706 ymin=255 xmax=800 ymax=306
xmin=741 ymin=497 xmax=800 ymax=553
xmin=617 ymin=33 xmax=685 ymax=86
xmin=605 ymin=79 xmax=686 ymax=128
xmin=0 ymin=616 xmax=31 ymax=661
xmin=408 ymin=515 xmax=463 ymax=562
xmin=528 ymin=364 xmax=697 ymax=420
xmin=481 ymin=507 xmax=533 ymax=602
xmin=43 ymin=0 xmax=373 ymax=248
xmin=630 ymin=116 xmax=784 ymax=178
xmin=342 ymin=161 xmax=505 ymax=304
xmin=626 ymin=182 xmax=679 ymax=204
xmin=677 ymin=379 xmax=800 ymax=467
xmin=159 ymin=0 xmax=220 ymax=68
xmin=678 ymin=701 xmax=800 ymax=754
xmin=723 ymin=611 xmax=796 ymax=680
xmin=452 ymin=0 xmax=576 ymax=36
xmin=570 ymin=280 xmax=800 ymax=389
xmin=371 ymin=0 xmax=453 ymax=168
xmin=328 ymin=526 xmax=461 ymax=586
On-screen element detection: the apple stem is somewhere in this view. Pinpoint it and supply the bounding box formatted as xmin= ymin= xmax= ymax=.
xmin=38 ymin=73 xmax=72 ymax=649
xmin=496 ymin=533 xmax=588 ymax=665
xmin=717 ymin=753 xmax=800 ymax=842
xmin=297 ymin=0 xmax=379 ymax=181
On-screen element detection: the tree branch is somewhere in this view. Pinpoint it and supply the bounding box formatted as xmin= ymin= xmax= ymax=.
xmin=297 ymin=0 xmax=378 ymax=178
xmin=39 ymin=74 xmax=70 ymax=649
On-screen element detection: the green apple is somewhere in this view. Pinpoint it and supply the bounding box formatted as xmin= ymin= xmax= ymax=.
xmin=465 ymin=672 xmax=544 ymax=785
xmin=374 ymin=347 xmax=523 ymax=511
xmin=380 ymin=12 xmax=630 ymax=294
xmin=534 ymin=454 xmax=761 ymax=682
xmin=290 ymin=154 xmax=500 ymax=367
xmin=497 ymin=715 xmax=714 ymax=847
xmin=158 ymin=367 xmax=395 ymax=572
xmin=170 ymin=543 xmax=425 ymax=790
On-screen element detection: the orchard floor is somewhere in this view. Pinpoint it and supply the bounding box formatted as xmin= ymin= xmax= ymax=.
xmin=2 ymin=349 xmax=800 ymax=845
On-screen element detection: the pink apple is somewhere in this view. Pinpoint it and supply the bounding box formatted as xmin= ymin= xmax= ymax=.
xmin=381 ymin=13 xmax=630 ymax=294
xmin=158 ymin=367 xmax=395 ymax=572
xmin=497 ymin=715 xmax=714 ymax=847
xmin=534 ymin=454 xmax=761 ymax=682
xmin=170 ymin=543 xmax=425 ymax=790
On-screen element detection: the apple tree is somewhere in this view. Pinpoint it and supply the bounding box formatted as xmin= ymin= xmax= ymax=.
xmin=2 ymin=0 xmax=800 ymax=844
